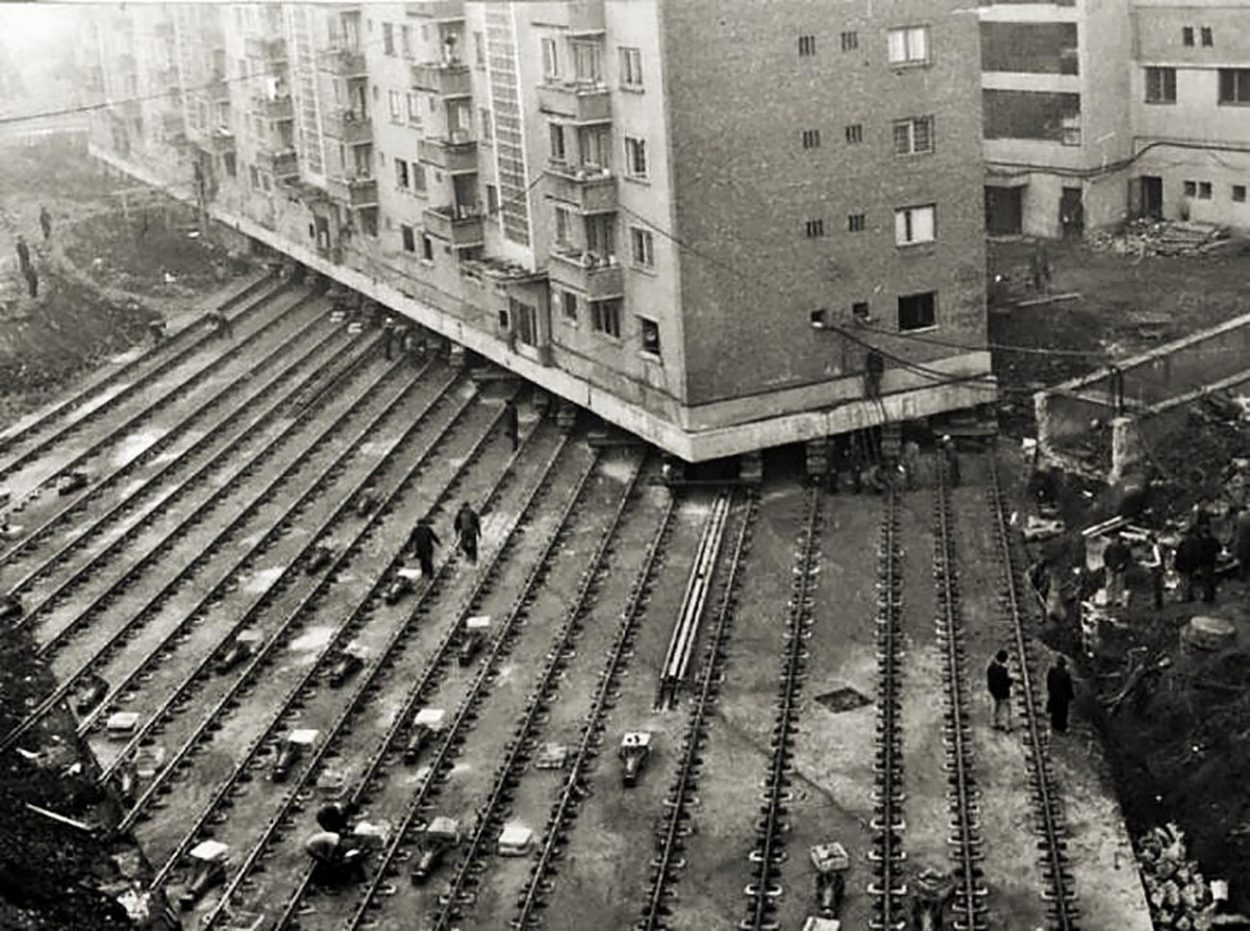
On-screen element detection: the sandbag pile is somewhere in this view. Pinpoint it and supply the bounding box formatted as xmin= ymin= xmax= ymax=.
xmin=1137 ymin=823 xmax=1217 ymax=929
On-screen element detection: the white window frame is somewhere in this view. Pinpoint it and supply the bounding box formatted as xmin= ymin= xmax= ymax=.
xmin=388 ymin=89 xmax=401 ymax=121
xmin=590 ymin=299 xmax=622 ymax=339
xmin=894 ymin=204 xmax=936 ymax=246
xmin=887 ymin=25 xmax=929 ymax=66
xmin=630 ymin=226 xmax=655 ymax=268
xmin=893 ymin=116 xmax=934 ymax=155
xmin=624 ymin=136 xmax=648 ymax=179
xmin=541 ymin=37 xmax=560 ymax=81
xmin=619 ymin=46 xmax=643 ymax=89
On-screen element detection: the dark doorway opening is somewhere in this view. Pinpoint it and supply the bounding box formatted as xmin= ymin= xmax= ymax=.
xmin=984 ymin=185 xmax=1023 ymax=235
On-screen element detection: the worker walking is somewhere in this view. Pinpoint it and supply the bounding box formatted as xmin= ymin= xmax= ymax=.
xmin=408 ymin=517 xmax=441 ymax=578
xmin=503 ymin=397 xmax=520 ymax=452
xmin=39 ymin=205 xmax=52 ymax=242
xmin=1046 ymin=655 xmax=1076 ymax=734
xmin=15 ymin=234 xmax=30 ymax=274
xmin=986 ymin=649 xmax=1013 ymax=732
xmin=941 ymin=436 xmax=961 ymax=487
xmin=1102 ymin=532 xmax=1132 ymax=608
xmin=454 ymin=501 xmax=481 ymax=564
xmin=901 ymin=438 xmax=922 ymax=491
xmin=383 ymin=316 xmax=396 ymax=360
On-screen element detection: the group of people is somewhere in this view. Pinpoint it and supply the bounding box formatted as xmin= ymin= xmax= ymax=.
xmin=987 ymin=648 xmax=1076 ymax=734
xmin=826 ymin=432 xmax=960 ymax=495
xmin=13 ymin=206 xmax=53 ymax=299
xmin=407 ymin=501 xmax=484 ymax=578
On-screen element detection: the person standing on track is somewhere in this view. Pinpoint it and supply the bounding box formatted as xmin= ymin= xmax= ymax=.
xmin=383 ymin=316 xmax=396 ymax=361
xmin=39 ymin=205 xmax=52 ymax=242
xmin=503 ymin=397 xmax=519 ymax=452
xmin=1046 ymin=655 xmax=1076 ymax=734
xmin=941 ymin=435 xmax=961 ymax=487
xmin=901 ymin=438 xmax=922 ymax=491
xmin=454 ymin=501 xmax=481 ymax=564
xmin=986 ymin=649 xmax=1013 ymax=732
xmin=408 ymin=517 xmax=441 ymax=578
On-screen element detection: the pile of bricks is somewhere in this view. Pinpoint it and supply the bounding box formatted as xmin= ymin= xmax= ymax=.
xmin=1089 ymin=219 xmax=1235 ymax=258
xmin=1136 ymin=823 xmax=1219 ymax=929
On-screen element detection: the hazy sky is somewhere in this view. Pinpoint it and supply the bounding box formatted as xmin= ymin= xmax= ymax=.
xmin=0 ymin=3 xmax=76 ymax=52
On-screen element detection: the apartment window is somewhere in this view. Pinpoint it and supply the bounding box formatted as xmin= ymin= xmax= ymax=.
xmin=852 ymin=301 xmax=871 ymax=324
xmin=554 ymin=206 xmax=572 ymax=247
xmin=474 ymin=32 xmax=485 ymax=67
xmin=805 ymin=218 xmax=826 ymax=238
xmin=798 ymin=34 xmax=817 ymax=57
xmin=1182 ymin=26 xmax=1194 ymax=47
xmin=486 ymin=184 xmax=499 ymax=215
xmin=894 ymin=205 xmax=935 ymax=245
xmin=513 ymin=300 xmax=538 ymax=347
xmin=407 ymin=92 xmax=421 ymax=124
xmin=1219 ymin=69 xmax=1250 ymax=105
xmin=560 ymin=290 xmax=578 ymax=322
xmin=1145 ymin=67 xmax=1177 ymax=104
xmin=401 ymin=223 xmax=415 ymax=252
xmin=1202 ymin=27 xmax=1213 ymax=47
xmin=573 ymin=42 xmax=602 ymax=83
xmin=1061 ymin=114 xmax=1081 ymax=146
xmin=845 ymin=123 xmax=863 ymax=144
xmin=480 ymin=108 xmax=492 ymax=142
xmin=624 ymin=136 xmax=648 ymax=178
xmin=1235 ymin=185 xmax=1247 ymax=203
xmin=810 ymin=309 xmax=827 ymax=328
xmin=620 ymin=47 xmax=643 ymax=89
xmin=395 ymin=156 xmax=409 ymax=189
xmin=893 ymin=116 xmax=934 ymax=155
xmin=223 ymin=152 xmax=237 ymax=178
xmin=848 ymin=213 xmax=865 ymax=233
xmin=841 ymin=31 xmax=858 ymax=52
xmin=591 ymin=299 xmax=622 ymax=338
xmin=388 ymin=89 xmax=401 ymax=121
xmin=898 ymin=291 xmax=936 ymax=331
xmin=639 ymin=317 xmax=661 ymax=357
xmin=383 ymin=23 xmax=395 ymax=56
xmin=801 ymin=128 xmax=821 ymax=149
xmin=887 ymin=26 xmax=929 ymax=65
xmin=1183 ymin=180 xmax=1197 ymax=197
xmin=249 ymin=165 xmax=260 ymax=189
xmin=586 ymin=214 xmax=617 ymax=258
xmin=361 ymin=210 xmax=377 ymax=237
xmin=1199 ymin=181 xmax=1213 ymax=199
xmin=542 ymin=37 xmax=560 ymax=80
xmin=630 ymin=226 xmax=655 ymax=268
xmin=421 ymin=233 xmax=434 ymax=261
xmin=549 ymin=122 xmax=567 ymax=162
xmin=412 ymin=163 xmax=426 ymax=192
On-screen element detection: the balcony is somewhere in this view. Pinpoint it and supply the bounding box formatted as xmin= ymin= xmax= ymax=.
xmin=537 ymin=82 xmax=611 ymax=124
xmin=548 ymin=247 xmax=624 ymax=300
xmin=545 ymin=165 xmax=616 ymax=213
xmin=322 ymin=111 xmax=373 ymax=145
xmin=254 ymin=94 xmax=294 ymax=121
xmin=405 ymin=1 xmax=465 ymax=20
xmin=203 ymin=128 xmax=236 ymax=154
xmin=318 ymin=46 xmax=368 ymax=78
xmin=245 ymin=36 xmax=288 ymax=61
xmin=417 ymin=137 xmax=477 ymax=173
xmin=411 ymin=62 xmax=471 ymax=97
xmin=423 ymin=205 xmax=484 ymax=247
xmin=257 ymin=148 xmax=298 ymax=179
xmin=325 ymin=174 xmax=378 ymax=208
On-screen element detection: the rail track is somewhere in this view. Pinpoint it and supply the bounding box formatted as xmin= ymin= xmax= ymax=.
xmin=868 ymin=490 xmax=907 ymax=931
xmin=740 ymin=485 xmax=823 ymax=931
xmin=986 ymin=455 xmax=1079 ymax=929
xmin=933 ymin=458 xmax=989 ymax=931
xmin=0 ymin=337 xmax=408 ymax=753
xmin=0 ymin=273 xmax=290 ymax=489
xmin=0 ymin=269 xmax=274 ymax=464
xmin=218 ymin=426 xmax=576 ymax=929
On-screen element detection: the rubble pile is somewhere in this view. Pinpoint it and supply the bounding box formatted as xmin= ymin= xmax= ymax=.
xmin=1137 ymin=823 xmax=1221 ymax=929
xmin=1089 ymin=219 xmax=1238 ymax=258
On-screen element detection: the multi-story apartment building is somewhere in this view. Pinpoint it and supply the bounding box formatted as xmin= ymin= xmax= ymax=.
xmin=84 ymin=1 xmax=994 ymax=465
xmin=981 ymin=0 xmax=1250 ymax=238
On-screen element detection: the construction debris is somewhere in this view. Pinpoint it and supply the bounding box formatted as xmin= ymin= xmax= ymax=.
xmin=1089 ymin=219 xmax=1236 ymax=258
xmin=1136 ymin=823 xmax=1219 ymax=929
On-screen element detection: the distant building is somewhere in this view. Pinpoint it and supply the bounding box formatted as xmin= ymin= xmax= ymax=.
xmin=83 ymin=1 xmax=994 ymax=466
xmin=980 ymin=0 xmax=1250 ymax=237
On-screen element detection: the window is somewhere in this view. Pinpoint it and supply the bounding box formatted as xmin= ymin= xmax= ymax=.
xmin=411 ymin=163 xmax=426 ymax=192
xmin=620 ymin=47 xmax=643 ymax=89
xmin=1202 ymin=27 xmax=1213 ymax=47
xmin=893 ymin=116 xmax=934 ymax=155
xmin=513 ymin=300 xmax=538 ymax=346
xmin=798 ymin=34 xmax=816 ymax=57
xmin=249 ymin=165 xmax=260 ymax=189
xmin=894 ymin=205 xmax=935 ymax=245
xmin=630 ymin=226 xmax=655 ymax=268
xmin=810 ymin=309 xmax=827 ymax=328
xmin=573 ymin=42 xmax=602 ymax=83
xmin=624 ymin=136 xmax=648 ymax=178
xmin=541 ymin=37 xmax=560 ymax=80
xmin=480 ymin=108 xmax=492 ymax=142
xmin=1145 ymin=67 xmax=1177 ymax=104
xmin=852 ymin=301 xmax=871 ymax=324
xmin=421 ymin=233 xmax=434 ymax=261
xmin=486 ymin=184 xmax=499 ymax=215
xmin=361 ymin=210 xmax=377 ymax=237
xmin=383 ymin=23 xmax=394 ymax=56
xmin=845 ymin=123 xmax=863 ymax=144
xmin=474 ymin=32 xmax=485 ymax=67
xmin=586 ymin=214 xmax=616 ymax=258
xmin=591 ymin=299 xmax=622 ymax=338
xmin=407 ymin=93 xmax=421 ymax=124
xmin=1219 ymin=69 xmax=1250 ymax=104
xmin=1182 ymin=27 xmax=1194 ymax=47
xmin=560 ymin=290 xmax=578 ymax=322
xmin=848 ymin=213 xmax=865 ymax=233
xmin=401 ymin=224 xmax=415 ymax=252
xmin=223 ymin=152 xmax=237 ymax=178
xmin=1061 ymin=114 xmax=1081 ymax=146
xmin=801 ymin=128 xmax=821 ymax=149
xmin=887 ymin=26 xmax=929 ymax=65
xmin=898 ymin=291 xmax=936 ymax=331
xmin=388 ymin=89 xmax=401 ymax=121
xmin=1199 ymin=181 xmax=1213 ymax=199
xmin=395 ymin=156 xmax=409 ymax=189
xmin=804 ymin=218 xmax=826 ymax=238
xmin=1183 ymin=180 xmax=1197 ymax=197
xmin=841 ymin=31 xmax=858 ymax=52
xmin=639 ymin=317 xmax=661 ymax=357
xmin=1235 ymin=185 xmax=1247 ymax=203
xmin=401 ymin=25 xmax=412 ymax=57
xmin=549 ymin=122 xmax=567 ymax=162
xmin=554 ymin=206 xmax=572 ymax=246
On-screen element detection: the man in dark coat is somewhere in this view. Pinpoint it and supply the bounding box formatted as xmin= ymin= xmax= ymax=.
xmin=1046 ymin=655 xmax=1076 ymax=734
xmin=39 ymin=206 xmax=52 ymax=242
xmin=941 ymin=435 xmax=961 ymax=487
xmin=408 ymin=517 xmax=441 ymax=578
xmin=453 ymin=501 xmax=481 ymax=564
xmin=503 ymin=397 xmax=519 ymax=452
xmin=986 ymin=649 xmax=1012 ymax=731
xmin=382 ymin=316 xmax=396 ymax=361
xmin=15 ymin=235 xmax=30 ymax=274
xmin=1196 ymin=523 xmax=1221 ymax=604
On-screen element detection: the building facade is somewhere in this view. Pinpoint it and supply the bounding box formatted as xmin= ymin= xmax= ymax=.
xmin=83 ymin=1 xmax=994 ymax=463
xmin=981 ymin=0 xmax=1250 ymax=238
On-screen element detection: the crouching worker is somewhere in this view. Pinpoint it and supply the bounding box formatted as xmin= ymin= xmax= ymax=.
xmin=305 ymin=829 xmax=366 ymax=886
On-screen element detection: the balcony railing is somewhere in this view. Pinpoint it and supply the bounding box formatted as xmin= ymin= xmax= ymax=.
xmin=411 ymin=62 xmax=472 ymax=97
xmin=536 ymin=81 xmax=611 ymax=123
xmin=317 ymin=46 xmax=368 ymax=77
xmin=417 ymin=137 xmax=478 ymax=173
xmin=257 ymin=148 xmax=298 ymax=178
xmin=201 ymin=128 xmax=236 ymax=154
xmin=545 ymin=164 xmax=616 ymax=213
xmin=423 ymin=204 xmax=484 ymax=247
xmin=254 ymin=94 xmax=294 ymax=121
xmin=325 ymin=174 xmax=378 ymax=207
xmin=548 ymin=247 xmax=624 ymax=300
xmin=405 ymin=1 xmax=465 ymax=20
xmin=322 ymin=110 xmax=373 ymax=145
